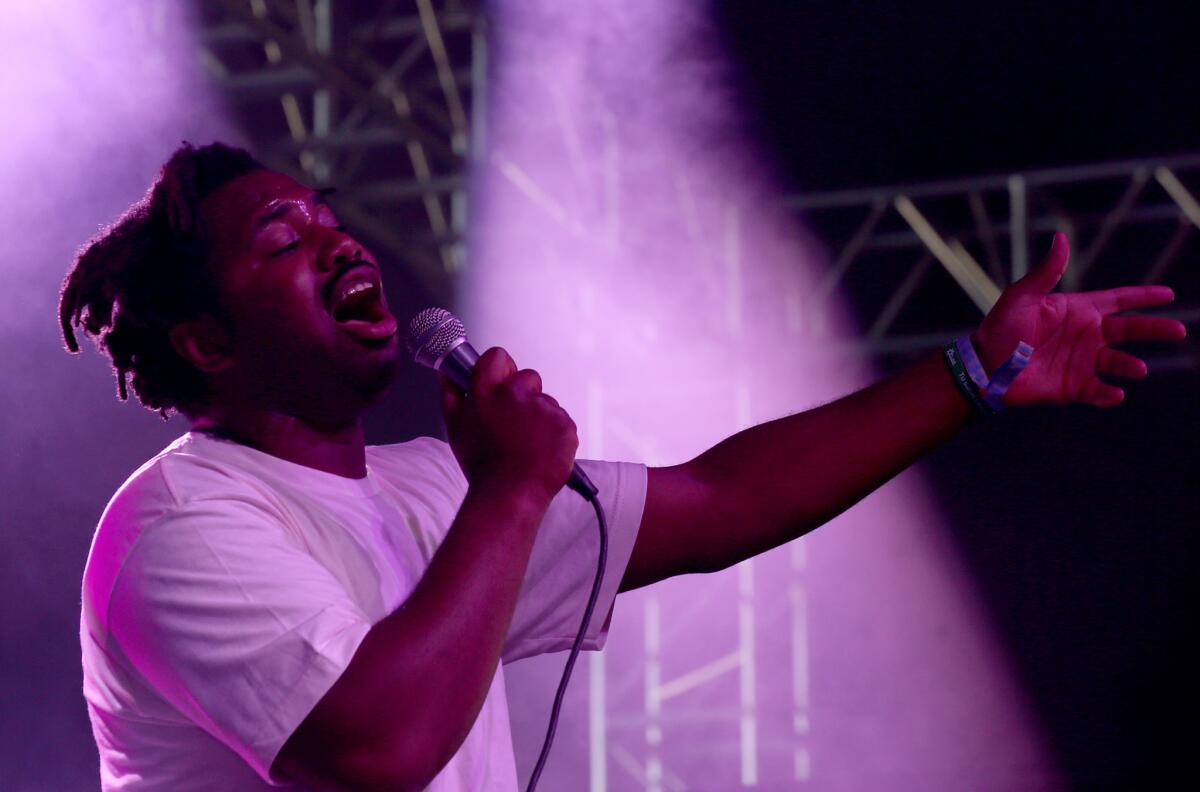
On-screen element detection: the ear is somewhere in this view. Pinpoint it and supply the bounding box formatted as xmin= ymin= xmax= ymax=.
xmin=169 ymin=315 xmax=234 ymax=374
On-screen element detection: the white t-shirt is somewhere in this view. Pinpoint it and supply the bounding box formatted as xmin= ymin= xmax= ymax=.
xmin=80 ymin=431 xmax=646 ymax=791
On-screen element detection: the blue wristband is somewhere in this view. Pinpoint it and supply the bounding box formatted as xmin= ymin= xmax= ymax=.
xmin=954 ymin=335 xmax=1034 ymax=411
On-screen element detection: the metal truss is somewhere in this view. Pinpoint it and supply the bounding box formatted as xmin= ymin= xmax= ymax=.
xmin=193 ymin=0 xmax=484 ymax=303
xmin=188 ymin=2 xmax=1198 ymax=367
xmin=788 ymin=154 xmax=1200 ymax=366
xmin=584 ymin=383 xmax=811 ymax=791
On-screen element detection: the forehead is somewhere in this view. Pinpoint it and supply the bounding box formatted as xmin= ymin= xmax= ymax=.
xmin=202 ymin=169 xmax=314 ymax=241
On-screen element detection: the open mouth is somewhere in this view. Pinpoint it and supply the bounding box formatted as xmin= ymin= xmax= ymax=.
xmin=327 ymin=267 xmax=398 ymax=341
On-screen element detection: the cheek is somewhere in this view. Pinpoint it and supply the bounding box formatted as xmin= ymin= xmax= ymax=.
xmin=229 ymin=270 xmax=326 ymax=340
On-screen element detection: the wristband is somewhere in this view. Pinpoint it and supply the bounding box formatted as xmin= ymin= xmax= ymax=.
xmin=949 ymin=335 xmax=1035 ymax=412
xmin=981 ymin=341 xmax=1033 ymax=410
xmin=943 ymin=342 xmax=995 ymax=417
xmin=955 ymin=335 xmax=990 ymax=391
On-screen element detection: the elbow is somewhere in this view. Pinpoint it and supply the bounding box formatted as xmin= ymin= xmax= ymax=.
xmin=276 ymin=734 xmax=450 ymax=792
xmin=331 ymin=739 xmax=453 ymax=792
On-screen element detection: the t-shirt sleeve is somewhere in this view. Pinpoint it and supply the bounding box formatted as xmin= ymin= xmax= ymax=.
xmin=502 ymin=459 xmax=647 ymax=663
xmin=105 ymin=495 xmax=372 ymax=785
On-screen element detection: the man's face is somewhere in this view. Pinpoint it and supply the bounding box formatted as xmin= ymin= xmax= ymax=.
xmin=201 ymin=169 xmax=401 ymax=424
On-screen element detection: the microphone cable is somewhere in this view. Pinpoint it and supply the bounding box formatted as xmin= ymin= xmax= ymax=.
xmin=403 ymin=307 xmax=608 ymax=790
xmin=525 ymin=492 xmax=608 ymax=792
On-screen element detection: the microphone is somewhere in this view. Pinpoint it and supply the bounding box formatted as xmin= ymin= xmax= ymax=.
xmin=407 ymin=307 xmax=599 ymax=501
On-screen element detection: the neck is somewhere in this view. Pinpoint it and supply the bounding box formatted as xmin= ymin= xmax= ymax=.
xmin=192 ymin=406 xmax=368 ymax=479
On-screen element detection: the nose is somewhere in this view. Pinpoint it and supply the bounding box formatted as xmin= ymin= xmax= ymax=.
xmin=321 ymin=233 xmax=364 ymax=272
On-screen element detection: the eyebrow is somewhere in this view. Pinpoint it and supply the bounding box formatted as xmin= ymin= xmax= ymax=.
xmin=252 ymin=188 xmax=337 ymax=233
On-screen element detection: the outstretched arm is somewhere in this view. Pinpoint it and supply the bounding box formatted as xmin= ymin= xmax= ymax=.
xmin=621 ymin=233 xmax=1186 ymax=591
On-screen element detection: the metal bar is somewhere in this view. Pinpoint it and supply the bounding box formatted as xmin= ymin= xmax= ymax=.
xmin=1144 ymin=219 xmax=1192 ymax=284
xmin=1155 ymin=167 xmax=1200 ymax=229
xmin=789 ymin=544 xmax=811 ymax=782
xmin=267 ymin=125 xmax=409 ymax=154
xmin=417 ymin=0 xmax=469 ymax=149
xmin=589 ymin=653 xmax=606 ymax=792
xmin=810 ymin=198 xmax=887 ymax=308
xmin=948 ymin=239 xmax=989 ymax=278
xmin=1072 ymin=168 xmax=1149 ymax=283
xmin=787 ymin=152 xmax=1200 ymax=211
xmin=215 ymin=65 xmax=315 ymax=95
xmin=352 ymin=10 xmax=475 ymax=40
xmin=197 ymin=45 xmax=230 ymax=79
xmin=894 ymin=196 xmax=1001 ymax=312
xmin=858 ymin=203 xmax=1184 ymax=253
xmin=737 ymin=559 xmax=758 ymax=787
xmin=312 ymin=15 xmax=463 ymax=246
xmin=1008 ymin=175 xmax=1028 ymax=280
xmin=293 ymin=0 xmax=316 ymax=52
xmin=1030 ymin=188 xmax=1078 ymax=250
xmin=332 ymin=36 xmax=429 ymax=135
xmin=309 ymin=0 xmax=332 ymax=182
xmin=967 ymin=190 xmax=1005 ymax=283
xmin=217 ymin=0 xmax=452 ymax=158
xmin=341 ymin=175 xmax=465 ymax=201
xmin=196 ymin=21 xmax=260 ymax=45
xmin=606 ymin=708 xmax=762 ymax=731
xmin=656 ymin=651 xmax=742 ymax=702
xmin=644 ymin=596 xmax=663 ymax=792
xmin=829 ymin=310 xmax=1200 ymax=357
xmin=868 ymin=251 xmax=933 ymax=340
xmin=280 ymin=93 xmax=307 ymax=141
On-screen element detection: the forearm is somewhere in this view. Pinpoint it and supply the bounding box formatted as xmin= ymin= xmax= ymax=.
xmin=653 ymin=350 xmax=971 ymax=578
xmin=277 ymin=483 xmax=550 ymax=790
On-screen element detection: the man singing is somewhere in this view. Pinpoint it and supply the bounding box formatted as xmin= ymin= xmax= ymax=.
xmin=61 ymin=143 xmax=1185 ymax=790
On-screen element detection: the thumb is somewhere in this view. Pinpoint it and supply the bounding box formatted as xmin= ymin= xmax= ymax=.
xmin=1013 ymin=231 xmax=1070 ymax=295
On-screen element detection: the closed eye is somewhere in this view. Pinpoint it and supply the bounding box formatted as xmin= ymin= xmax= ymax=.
xmin=269 ymin=240 xmax=300 ymax=257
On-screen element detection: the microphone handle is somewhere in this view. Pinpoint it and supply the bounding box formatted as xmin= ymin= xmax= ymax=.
xmin=438 ymin=339 xmax=480 ymax=392
xmin=439 ymin=341 xmax=599 ymax=501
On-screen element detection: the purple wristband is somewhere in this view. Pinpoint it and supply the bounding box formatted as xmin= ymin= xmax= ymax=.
xmin=954 ymin=335 xmax=1034 ymax=411
xmin=955 ymin=336 xmax=989 ymax=390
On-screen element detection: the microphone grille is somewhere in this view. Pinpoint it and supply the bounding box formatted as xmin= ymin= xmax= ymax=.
xmin=406 ymin=307 xmax=468 ymax=368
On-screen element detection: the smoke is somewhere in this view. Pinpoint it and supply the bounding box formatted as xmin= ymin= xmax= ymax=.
xmin=0 ymin=3 xmax=237 ymax=788
xmin=469 ymin=1 xmax=1064 ymax=789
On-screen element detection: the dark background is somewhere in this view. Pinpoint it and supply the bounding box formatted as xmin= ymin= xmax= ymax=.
xmin=718 ymin=0 xmax=1200 ymax=192
xmin=716 ymin=0 xmax=1198 ymax=787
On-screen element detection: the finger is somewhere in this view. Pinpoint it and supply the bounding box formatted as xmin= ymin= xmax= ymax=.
xmin=1102 ymin=314 xmax=1188 ymax=344
xmin=1091 ymin=285 xmax=1175 ymax=313
xmin=1081 ymin=378 xmax=1125 ymax=408
xmin=438 ymin=372 xmax=463 ymax=421
xmin=471 ymin=346 xmax=518 ymax=396
xmin=1095 ymin=347 xmax=1148 ymax=380
xmin=1012 ymin=231 xmax=1070 ymax=295
xmin=505 ymin=368 xmax=543 ymax=396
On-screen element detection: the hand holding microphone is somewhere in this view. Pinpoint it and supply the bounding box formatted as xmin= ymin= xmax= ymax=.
xmin=408 ymin=308 xmax=598 ymax=501
xmin=408 ymin=308 xmax=605 ymax=791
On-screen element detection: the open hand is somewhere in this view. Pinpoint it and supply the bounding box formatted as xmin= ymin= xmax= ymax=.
xmin=973 ymin=232 xmax=1187 ymax=407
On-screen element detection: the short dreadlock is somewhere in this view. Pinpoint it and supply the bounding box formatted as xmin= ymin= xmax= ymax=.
xmin=59 ymin=142 xmax=263 ymax=418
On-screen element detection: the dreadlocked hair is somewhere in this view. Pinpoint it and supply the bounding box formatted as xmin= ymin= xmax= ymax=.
xmin=59 ymin=142 xmax=263 ymax=419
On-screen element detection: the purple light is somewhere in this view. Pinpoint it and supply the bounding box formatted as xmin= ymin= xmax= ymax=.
xmin=1 ymin=6 xmax=235 ymax=786
xmin=468 ymin=1 xmax=1064 ymax=789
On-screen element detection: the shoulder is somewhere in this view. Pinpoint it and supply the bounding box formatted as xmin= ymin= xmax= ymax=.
xmin=93 ymin=433 xmax=277 ymax=547
xmin=83 ymin=435 xmax=287 ymax=627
